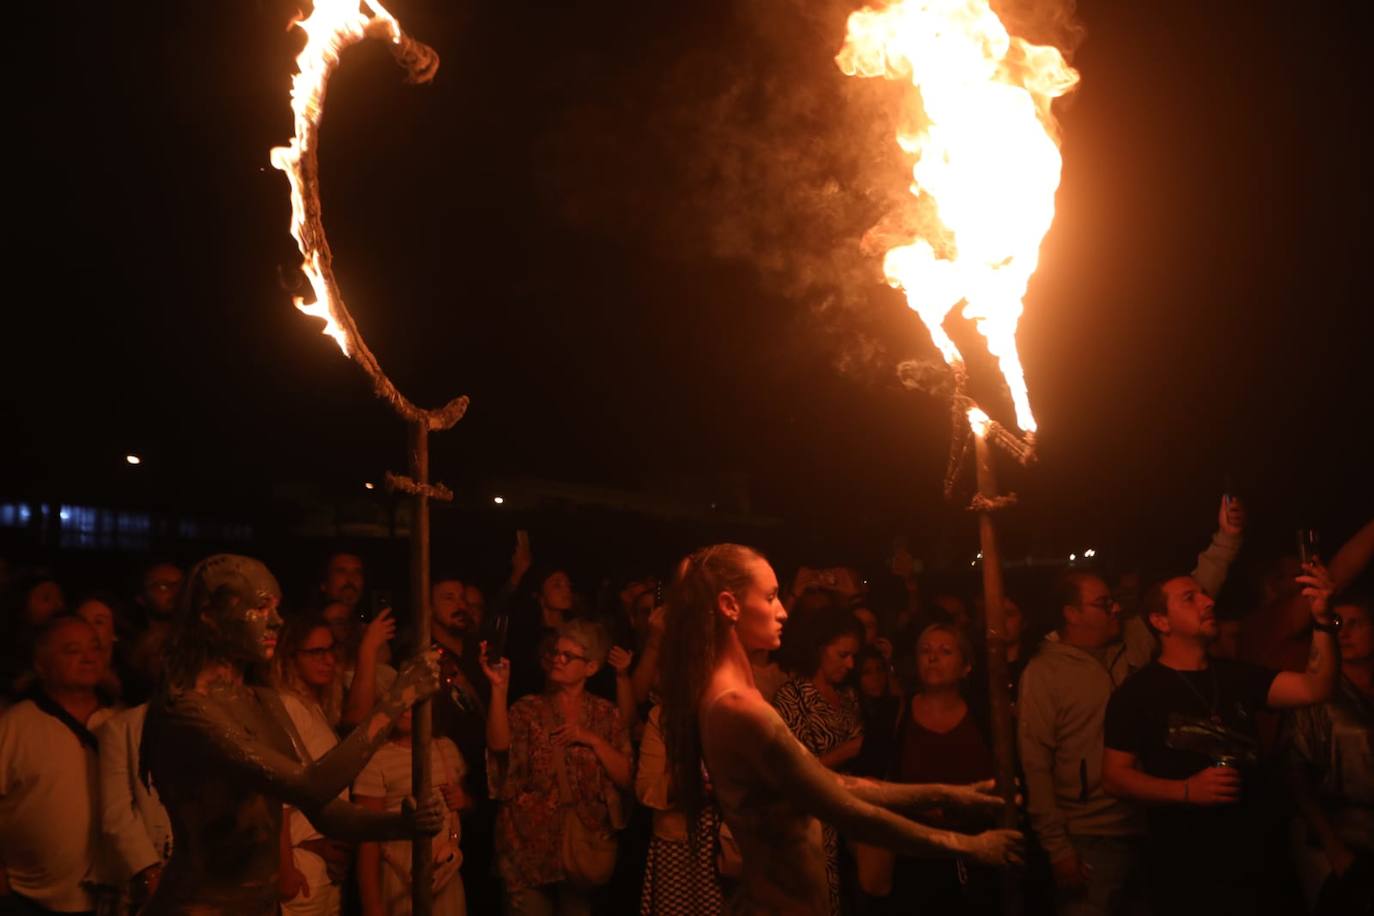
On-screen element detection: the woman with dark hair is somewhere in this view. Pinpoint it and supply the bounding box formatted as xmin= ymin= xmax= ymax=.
xmin=139 ymin=554 xmax=443 ymax=915
xmin=504 ymin=567 xmax=578 ymax=701
xmin=892 ymin=623 xmax=997 ymax=915
xmin=658 ymin=544 xmax=1021 ymax=916
xmin=773 ymin=610 xmax=866 ymax=914
xmin=850 ymin=646 xmax=903 ymax=913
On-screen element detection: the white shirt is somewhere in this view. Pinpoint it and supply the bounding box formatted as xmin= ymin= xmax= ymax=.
xmin=0 ymin=699 xmax=114 ymax=911
xmin=279 ymin=691 xmax=343 ymax=891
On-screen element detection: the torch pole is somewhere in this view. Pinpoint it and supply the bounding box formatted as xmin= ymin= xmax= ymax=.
xmin=409 ymin=421 xmax=434 ymax=916
xmin=972 ymin=426 xmax=1021 ymax=915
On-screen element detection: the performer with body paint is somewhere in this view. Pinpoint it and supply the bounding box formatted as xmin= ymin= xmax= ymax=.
xmin=140 ymin=554 xmax=444 ymax=915
xmin=659 ymin=544 xmax=1024 ymax=916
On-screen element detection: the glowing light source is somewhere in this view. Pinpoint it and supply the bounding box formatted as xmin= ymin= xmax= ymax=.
xmin=125 ymin=454 xmax=142 ymax=466
xmin=838 ymin=0 xmax=1079 ymax=432
xmin=493 ymin=496 xmax=505 ymax=505
xmin=365 ymin=482 xmax=376 ymax=490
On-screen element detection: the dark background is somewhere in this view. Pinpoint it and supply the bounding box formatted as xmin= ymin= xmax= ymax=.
xmin=5 ymin=0 xmax=1370 ymax=588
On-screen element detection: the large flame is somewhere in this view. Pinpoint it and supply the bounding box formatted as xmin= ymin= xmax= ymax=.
xmin=838 ymin=0 xmax=1079 ymax=432
xmin=270 ymin=0 xmax=410 ymax=357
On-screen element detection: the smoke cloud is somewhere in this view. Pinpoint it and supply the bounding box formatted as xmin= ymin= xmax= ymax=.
xmin=544 ymin=0 xmax=1082 ymax=391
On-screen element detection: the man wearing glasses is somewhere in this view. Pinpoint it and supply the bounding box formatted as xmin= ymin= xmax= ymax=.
xmin=1017 ymin=497 xmax=1246 ymax=915
xmin=1019 ymin=572 xmax=1147 ymax=915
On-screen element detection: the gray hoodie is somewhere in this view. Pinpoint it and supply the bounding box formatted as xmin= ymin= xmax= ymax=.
xmin=1017 ymin=632 xmax=1147 ymax=863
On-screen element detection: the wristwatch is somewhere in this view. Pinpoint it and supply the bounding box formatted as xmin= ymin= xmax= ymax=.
xmin=1312 ymin=614 xmax=1343 ymax=634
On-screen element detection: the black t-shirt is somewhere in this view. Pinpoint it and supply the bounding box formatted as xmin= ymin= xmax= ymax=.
xmin=1104 ymin=658 xmax=1279 ymax=881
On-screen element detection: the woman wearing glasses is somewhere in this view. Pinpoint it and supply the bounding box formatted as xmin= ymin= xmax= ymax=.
xmin=274 ymin=613 xmax=349 ymax=916
xmin=481 ymin=620 xmax=633 ymax=916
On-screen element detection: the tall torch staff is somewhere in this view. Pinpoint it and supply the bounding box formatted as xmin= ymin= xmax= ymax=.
xmin=270 ymin=4 xmax=462 ymax=913
xmin=962 ymin=389 xmax=1036 ymax=916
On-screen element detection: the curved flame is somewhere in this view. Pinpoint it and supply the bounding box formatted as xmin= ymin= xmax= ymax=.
xmin=269 ymin=0 xmax=409 ymax=357
xmin=838 ymin=0 xmax=1079 ymax=432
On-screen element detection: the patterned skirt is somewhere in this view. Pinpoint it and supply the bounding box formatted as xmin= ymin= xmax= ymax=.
xmin=640 ymin=806 xmax=726 ymax=916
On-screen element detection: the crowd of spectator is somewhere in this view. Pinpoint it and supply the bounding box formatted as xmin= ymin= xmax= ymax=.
xmin=1 ymin=501 xmax=1370 ymax=916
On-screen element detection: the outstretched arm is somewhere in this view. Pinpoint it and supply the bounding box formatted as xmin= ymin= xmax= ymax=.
xmin=715 ymin=695 xmax=1021 ymax=866
xmin=160 ymin=654 xmax=437 ymax=812
xmin=1329 ymin=518 xmax=1374 ymax=593
xmin=1192 ymin=496 xmax=1245 ymax=597
xmin=834 ymin=774 xmax=1003 ymax=820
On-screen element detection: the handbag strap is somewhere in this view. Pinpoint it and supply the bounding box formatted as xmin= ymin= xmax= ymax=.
xmin=541 ymin=695 xmax=576 ymax=808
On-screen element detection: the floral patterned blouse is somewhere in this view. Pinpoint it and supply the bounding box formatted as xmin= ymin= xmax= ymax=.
xmin=488 ymin=690 xmax=630 ymax=891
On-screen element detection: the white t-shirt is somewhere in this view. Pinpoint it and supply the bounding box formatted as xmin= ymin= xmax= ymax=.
xmin=280 ymin=691 xmax=343 ymax=891
xmin=353 ymin=737 xmax=465 ymax=854
xmin=0 ymin=699 xmax=115 ymax=911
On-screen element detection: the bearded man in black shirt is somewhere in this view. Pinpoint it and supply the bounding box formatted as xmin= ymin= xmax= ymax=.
xmin=1102 ymin=565 xmax=1339 ymax=916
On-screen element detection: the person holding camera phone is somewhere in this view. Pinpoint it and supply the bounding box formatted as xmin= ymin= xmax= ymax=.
xmin=1102 ymin=559 xmax=1339 ymax=916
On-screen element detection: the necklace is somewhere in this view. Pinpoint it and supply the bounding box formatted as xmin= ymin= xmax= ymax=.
xmin=1171 ymin=665 xmax=1221 ymax=724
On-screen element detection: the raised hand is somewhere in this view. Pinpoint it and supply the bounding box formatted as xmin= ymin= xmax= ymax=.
xmin=648 ymin=605 xmax=666 ymax=639
xmin=359 ymin=607 xmax=396 ymax=658
xmin=478 ymin=641 xmax=511 ymax=691
xmin=1219 ymin=495 xmax=1246 ymax=536
xmin=962 ymin=828 xmax=1025 ymax=868
xmin=608 ymin=645 xmax=633 ymax=675
xmin=1297 ymin=560 xmax=1336 ymax=621
xmin=391 ymin=649 xmax=441 ymax=706
xmin=1185 ymin=766 xmax=1241 ymax=805
xmin=511 ymin=530 xmax=533 ymax=584
xmin=402 ymin=788 xmax=446 ymax=836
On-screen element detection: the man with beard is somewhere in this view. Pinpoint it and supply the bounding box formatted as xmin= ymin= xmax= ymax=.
xmin=121 ymin=562 xmax=184 ymax=705
xmin=1103 ymin=565 xmax=1338 ymax=916
xmin=429 ymin=575 xmax=499 ymax=915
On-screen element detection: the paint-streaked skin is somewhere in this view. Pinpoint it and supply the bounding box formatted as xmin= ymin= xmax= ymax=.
xmin=699 ymin=558 xmax=1020 ymax=914
xmin=142 ymin=554 xmax=442 ymax=915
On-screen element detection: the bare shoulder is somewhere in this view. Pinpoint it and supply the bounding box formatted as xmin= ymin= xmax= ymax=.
xmin=702 ymin=687 xmax=795 ymax=752
xmin=703 ymin=686 xmax=776 ymax=728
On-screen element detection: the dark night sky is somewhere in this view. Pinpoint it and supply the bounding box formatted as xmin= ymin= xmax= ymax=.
xmin=6 ymin=0 xmax=1371 ymax=565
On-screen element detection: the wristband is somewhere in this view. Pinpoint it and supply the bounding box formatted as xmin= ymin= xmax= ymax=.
xmin=1312 ymin=614 xmax=1342 ymax=634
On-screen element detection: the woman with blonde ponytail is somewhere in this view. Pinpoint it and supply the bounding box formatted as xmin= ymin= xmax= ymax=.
xmin=659 ymin=544 xmax=1023 ymax=915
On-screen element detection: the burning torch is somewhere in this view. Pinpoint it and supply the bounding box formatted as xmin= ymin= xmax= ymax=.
xmin=837 ymin=0 xmax=1080 ymax=905
xmin=270 ymin=3 xmax=463 ymax=913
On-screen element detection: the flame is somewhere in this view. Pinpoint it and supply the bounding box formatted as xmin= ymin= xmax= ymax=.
xmin=967 ymin=405 xmax=991 ymax=438
xmin=270 ymin=0 xmax=410 ymax=357
xmin=838 ymin=0 xmax=1079 ymax=432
